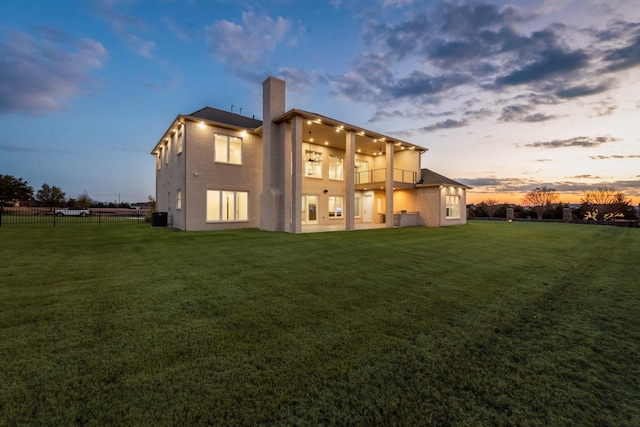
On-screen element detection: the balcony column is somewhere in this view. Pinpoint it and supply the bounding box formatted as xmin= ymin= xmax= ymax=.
xmin=385 ymin=141 xmax=394 ymax=228
xmin=290 ymin=115 xmax=303 ymax=233
xmin=345 ymin=131 xmax=355 ymax=231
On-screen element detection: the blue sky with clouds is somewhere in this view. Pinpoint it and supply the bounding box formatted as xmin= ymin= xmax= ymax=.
xmin=1 ymin=0 xmax=638 ymax=204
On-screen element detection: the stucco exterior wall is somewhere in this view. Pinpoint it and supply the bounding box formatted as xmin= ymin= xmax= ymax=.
xmin=414 ymin=186 xmax=468 ymax=227
xmin=393 ymin=189 xmax=418 ymax=213
xmin=393 ymin=150 xmax=420 ymax=178
xmin=415 ymin=187 xmax=441 ymax=226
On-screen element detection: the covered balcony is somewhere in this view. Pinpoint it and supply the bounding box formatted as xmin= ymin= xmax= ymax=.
xmin=272 ymin=109 xmax=429 ymax=232
xmin=355 ymin=168 xmax=419 ymax=190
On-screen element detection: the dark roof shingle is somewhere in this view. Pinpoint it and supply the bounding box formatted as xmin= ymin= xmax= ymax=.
xmin=188 ymin=107 xmax=262 ymax=129
xmin=419 ymin=168 xmax=471 ymax=188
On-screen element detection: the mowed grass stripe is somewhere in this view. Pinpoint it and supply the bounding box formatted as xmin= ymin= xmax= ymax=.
xmin=0 ymin=222 xmax=638 ymax=425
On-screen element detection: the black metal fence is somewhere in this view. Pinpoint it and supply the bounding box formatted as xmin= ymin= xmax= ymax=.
xmin=0 ymin=207 xmax=151 ymax=226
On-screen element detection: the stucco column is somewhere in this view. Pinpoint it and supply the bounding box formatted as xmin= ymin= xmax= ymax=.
xmin=291 ymin=116 xmax=303 ymax=233
xmin=385 ymin=141 xmax=394 ymax=228
xmin=345 ymin=131 xmax=355 ymax=231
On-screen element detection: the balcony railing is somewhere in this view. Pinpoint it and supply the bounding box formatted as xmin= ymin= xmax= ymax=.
xmin=356 ymin=168 xmax=417 ymax=185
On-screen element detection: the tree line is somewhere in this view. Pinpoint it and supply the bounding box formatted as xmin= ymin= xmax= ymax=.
xmin=470 ymin=186 xmax=638 ymax=222
xmin=0 ymin=174 xmax=132 ymax=210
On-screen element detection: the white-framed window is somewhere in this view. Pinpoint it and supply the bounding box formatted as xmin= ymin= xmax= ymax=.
xmin=176 ymin=189 xmax=182 ymax=210
xmin=446 ymin=195 xmax=461 ymax=219
xmin=165 ymin=142 xmax=169 ymax=165
xmin=328 ymin=196 xmax=344 ymax=218
xmin=305 ymin=150 xmax=322 ymax=178
xmin=329 ymin=155 xmax=344 ymax=181
xmin=215 ymin=134 xmax=242 ymax=165
xmin=177 ymin=128 xmax=183 ymax=155
xmin=354 ymin=195 xmax=361 ymax=218
xmin=206 ymin=190 xmax=248 ymax=221
xmin=156 ymin=150 xmax=161 ymax=170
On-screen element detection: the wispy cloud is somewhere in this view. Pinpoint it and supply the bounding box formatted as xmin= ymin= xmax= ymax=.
xmin=0 ymin=28 xmax=107 ymax=115
xmin=461 ymin=176 xmax=640 ymax=197
xmin=556 ymin=80 xmax=615 ymax=99
xmin=601 ymin=29 xmax=640 ymax=72
xmin=0 ymin=143 xmax=39 ymax=153
xmin=205 ymin=12 xmax=294 ymax=82
xmin=94 ymin=0 xmax=147 ymax=32
xmin=589 ymin=154 xmax=640 ymax=159
xmin=569 ymin=174 xmax=602 ymax=179
xmin=330 ymin=1 xmax=640 ymax=127
xmin=524 ymin=136 xmax=620 ymax=149
xmin=499 ymin=104 xmax=558 ymax=123
xmin=94 ymin=0 xmax=155 ymax=59
xmin=164 ymin=17 xmax=197 ymax=42
xmin=419 ymin=118 xmax=469 ymax=132
xmin=125 ymin=33 xmax=155 ymax=58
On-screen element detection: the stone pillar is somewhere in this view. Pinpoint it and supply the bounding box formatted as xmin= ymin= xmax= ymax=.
xmin=506 ymin=208 xmax=514 ymax=221
xmin=385 ymin=141 xmax=394 ymax=228
xmin=290 ymin=116 xmax=303 ymax=233
xmin=345 ymin=131 xmax=355 ymax=231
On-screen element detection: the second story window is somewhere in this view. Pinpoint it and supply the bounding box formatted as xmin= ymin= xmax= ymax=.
xmin=215 ymin=134 xmax=242 ymax=165
xmin=305 ymin=150 xmax=322 ymax=178
xmin=329 ymin=155 xmax=343 ymax=180
xmin=177 ymin=128 xmax=183 ymax=155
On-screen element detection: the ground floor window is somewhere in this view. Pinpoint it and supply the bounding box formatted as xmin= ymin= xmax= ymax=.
xmin=328 ymin=196 xmax=343 ymax=218
xmin=446 ymin=195 xmax=460 ymax=219
xmin=176 ymin=189 xmax=182 ymax=210
xmin=206 ymin=190 xmax=248 ymax=221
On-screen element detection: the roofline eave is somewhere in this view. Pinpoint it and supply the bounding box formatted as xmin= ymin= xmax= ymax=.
xmin=151 ymin=114 xmax=262 ymax=155
xmin=415 ymin=183 xmax=473 ymax=190
xmin=272 ymin=108 xmax=428 ymax=152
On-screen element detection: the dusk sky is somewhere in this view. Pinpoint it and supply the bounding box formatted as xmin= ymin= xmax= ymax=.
xmin=1 ymin=0 xmax=638 ymax=204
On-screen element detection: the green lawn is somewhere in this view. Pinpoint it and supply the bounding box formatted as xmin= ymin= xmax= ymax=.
xmin=1 ymin=222 xmax=638 ymax=426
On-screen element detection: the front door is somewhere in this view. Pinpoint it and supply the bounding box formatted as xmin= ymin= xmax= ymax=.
xmin=302 ymin=195 xmax=319 ymax=224
xmin=362 ymin=194 xmax=373 ymax=223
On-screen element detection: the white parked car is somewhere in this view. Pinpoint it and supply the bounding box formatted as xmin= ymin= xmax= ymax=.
xmin=54 ymin=207 xmax=91 ymax=217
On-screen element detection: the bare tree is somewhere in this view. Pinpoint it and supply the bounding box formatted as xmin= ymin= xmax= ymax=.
xmin=522 ymin=186 xmax=559 ymax=220
xmin=77 ymin=191 xmax=93 ymax=208
xmin=483 ymin=198 xmax=500 ymax=218
xmin=581 ymin=187 xmax=632 ymax=221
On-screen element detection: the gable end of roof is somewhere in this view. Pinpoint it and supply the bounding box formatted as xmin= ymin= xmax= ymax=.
xmin=418 ymin=168 xmax=472 ymax=189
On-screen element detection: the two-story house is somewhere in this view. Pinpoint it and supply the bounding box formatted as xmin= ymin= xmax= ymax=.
xmin=151 ymin=76 xmax=470 ymax=232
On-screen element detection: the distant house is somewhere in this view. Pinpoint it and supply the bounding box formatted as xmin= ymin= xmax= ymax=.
xmin=151 ymin=76 xmax=470 ymax=232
